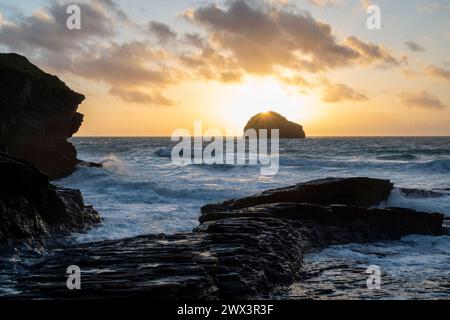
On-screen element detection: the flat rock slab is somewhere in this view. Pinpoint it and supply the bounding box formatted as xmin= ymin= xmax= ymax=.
xmin=201 ymin=177 xmax=394 ymax=214
xmin=14 ymin=202 xmax=444 ymax=300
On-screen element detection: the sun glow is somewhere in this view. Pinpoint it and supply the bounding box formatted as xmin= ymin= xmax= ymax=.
xmin=216 ymin=77 xmax=320 ymax=131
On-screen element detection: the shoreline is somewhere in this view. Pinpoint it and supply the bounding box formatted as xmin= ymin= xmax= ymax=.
xmin=2 ymin=177 xmax=447 ymax=300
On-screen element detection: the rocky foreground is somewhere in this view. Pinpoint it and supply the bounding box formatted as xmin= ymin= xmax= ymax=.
xmin=13 ymin=178 xmax=446 ymax=300
xmin=0 ymin=151 xmax=101 ymax=245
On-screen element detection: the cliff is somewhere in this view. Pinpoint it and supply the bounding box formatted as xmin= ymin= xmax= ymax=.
xmin=0 ymin=53 xmax=85 ymax=179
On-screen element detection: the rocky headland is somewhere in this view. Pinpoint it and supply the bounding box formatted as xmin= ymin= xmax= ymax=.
xmin=0 ymin=53 xmax=94 ymax=180
xmin=0 ymin=53 xmax=101 ymax=245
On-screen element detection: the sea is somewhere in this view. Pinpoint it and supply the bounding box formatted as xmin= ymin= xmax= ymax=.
xmin=1 ymin=137 xmax=449 ymax=299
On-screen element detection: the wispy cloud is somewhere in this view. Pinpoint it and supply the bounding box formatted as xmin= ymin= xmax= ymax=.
xmin=425 ymin=65 xmax=450 ymax=82
xmin=321 ymin=79 xmax=369 ymax=103
xmin=405 ymin=41 xmax=425 ymax=52
xmin=400 ymin=91 xmax=447 ymax=109
xmin=109 ymin=87 xmax=174 ymax=106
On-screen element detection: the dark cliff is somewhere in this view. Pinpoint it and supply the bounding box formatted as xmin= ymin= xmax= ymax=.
xmin=0 ymin=151 xmax=101 ymax=245
xmin=0 ymin=53 xmax=85 ymax=179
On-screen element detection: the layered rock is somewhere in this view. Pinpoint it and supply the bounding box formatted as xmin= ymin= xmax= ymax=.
xmin=15 ymin=178 xmax=444 ymax=300
xmin=0 ymin=151 xmax=101 ymax=245
xmin=244 ymin=111 xmax=306 ymax=139
xmin=0 ymin=53 xmax=86 ymax=179
xmin=202 ymin=177 xmax=394 ymax=215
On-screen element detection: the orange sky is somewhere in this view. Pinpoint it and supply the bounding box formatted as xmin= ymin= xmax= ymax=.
xmin=1 ymin=0 xmax=449 ymax=136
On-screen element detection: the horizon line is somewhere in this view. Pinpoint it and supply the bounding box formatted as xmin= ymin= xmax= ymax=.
xmin=73 ymin=135 xmax=450 ymax=138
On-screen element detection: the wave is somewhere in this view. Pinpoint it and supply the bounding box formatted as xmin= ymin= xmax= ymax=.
xmin=379 ymin=189 xmax=450 ymax=216
xmin=98 ymin=154 xmax=128 ymax=174
xmin=60 ymin=166 xmax=238 ymax=203
xmin=416 ymin=159 xmax=450 ymax=172
xmin=376 ymin=154 xmax=418 ymax=161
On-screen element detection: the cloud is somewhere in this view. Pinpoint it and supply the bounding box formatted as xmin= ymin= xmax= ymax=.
xmin=182 ymin=0 xmax=400 ymax=76
xmin=346 ymin=36 xmax=402 ymax=67
xmin=308 ymin=0 xmax=342 ymax=7
xmin=149 ymin=21 xmax=177 ymax=44
xmin=321 ymin=79 xmax=368 ymax=103
xmin=109 ymin=87 xmax=174 ymax=106
xmin=279 ymin=75 xmax=313 ymax=88
xmin=400 ymin=91 xmax=447 ymax=109
xmin=404 ymin=41 xmax=425 ymax=52
xmin=425 ymin=65 xmax=450 ymax=82
xmin=0 ymin=0 xmax=122 ymax=54
xmin=182 ymin=33 xmax=206 ymax=48
xmin=178 ymin=46 xmax=242 ymax=82
xmin=68 ymin=41 xmax=176 ymax=86
xmin=0 ymin=0 xmax=408 ymax=108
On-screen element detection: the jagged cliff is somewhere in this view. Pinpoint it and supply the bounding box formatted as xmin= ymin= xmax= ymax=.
xmin=0 ymin=53 xmax=85 ymax=179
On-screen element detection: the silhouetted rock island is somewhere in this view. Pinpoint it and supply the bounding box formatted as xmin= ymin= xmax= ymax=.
xmin=0 ymin=53 xmax=95 ymax=179
xmin=244 ymin=111 xmax=306 ymax=139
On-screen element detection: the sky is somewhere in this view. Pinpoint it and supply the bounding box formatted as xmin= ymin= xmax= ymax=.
xmin=0 ymin=0 xmax=449 ymax=136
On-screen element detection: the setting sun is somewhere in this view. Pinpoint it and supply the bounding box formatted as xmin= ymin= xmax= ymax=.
xmin=213 ymin=77 xmax=320 ymax=131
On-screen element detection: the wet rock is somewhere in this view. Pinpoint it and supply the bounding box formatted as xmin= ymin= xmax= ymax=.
xmin=0 ymin=140 xmax=7 ymax=153
xmin=77 ymin=160 xmax=103 ymax=168
xmin=15 ymin=202 xmax=444 ymax=300
xmin=244 ymin=111 xmax=306 ymax=139
xmin=0 ymin=151 xmax=101 ymax=245
xmin=11 ymin=178 xmax=445 ymax=299
xmin=202 ymin=177 xmax=394 ymax=214
xmin=0 ymin=53 xmax=87 ymax=179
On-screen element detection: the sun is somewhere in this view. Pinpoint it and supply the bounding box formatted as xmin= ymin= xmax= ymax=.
xmin=216 ymin=77 xmax=320 ymax=130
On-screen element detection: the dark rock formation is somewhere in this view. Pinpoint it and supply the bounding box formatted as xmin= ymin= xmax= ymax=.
xmin=77 ymin=160 xmax=103 ymax=168
xmin=13 ymin=179 xmax=444 ymax=300
xmin=0 ymin=151 xmax=101 ymax=245
xmin=244 ymin=111 xmax=306 ymax=139
xmin=0 ymin=53 xmax=86 ymax=179
xmin=0 ymin=140 xmax=7 ymax=153
xmin=202 ymin=177 xmax=394 ymax=215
